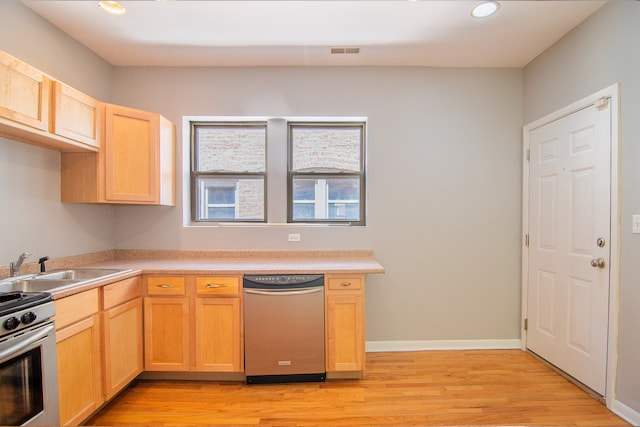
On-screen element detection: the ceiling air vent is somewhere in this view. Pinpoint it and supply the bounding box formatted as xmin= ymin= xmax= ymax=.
xmin=330 ymin=47 xmax=360 ymax=55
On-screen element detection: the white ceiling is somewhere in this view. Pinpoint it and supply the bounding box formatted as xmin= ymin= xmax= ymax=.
xmin=22 ymin=0 xmax=606 ymax=68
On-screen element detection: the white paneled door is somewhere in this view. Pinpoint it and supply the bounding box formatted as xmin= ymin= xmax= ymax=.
xmin=527 ymin=99 xmax=611 ymax=395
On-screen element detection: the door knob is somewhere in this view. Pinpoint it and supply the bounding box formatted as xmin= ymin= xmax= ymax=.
xmin=590 ymin=258 xmax=606 ymax=268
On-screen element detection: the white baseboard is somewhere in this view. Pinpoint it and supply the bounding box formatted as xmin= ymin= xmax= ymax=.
xmin=365 ymin=339 xmax=522 ymax=352
xmin=612 ymin=399 xmax=640 ymax=426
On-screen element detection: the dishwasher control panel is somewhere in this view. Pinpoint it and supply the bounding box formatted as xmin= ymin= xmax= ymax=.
xmin=243 ymin=274 xmax=324 ymax=289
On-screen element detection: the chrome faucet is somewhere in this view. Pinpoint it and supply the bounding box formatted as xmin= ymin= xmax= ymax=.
xmin=9 ymin=252 xmax=33 ymax=277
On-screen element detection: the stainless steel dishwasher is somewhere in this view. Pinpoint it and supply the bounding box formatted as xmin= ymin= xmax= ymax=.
xmin=243 ymin=274 xmax=325 ymax=384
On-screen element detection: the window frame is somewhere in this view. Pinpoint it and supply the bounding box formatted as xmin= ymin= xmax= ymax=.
xmin=190 ymin=121 xmax=268 ymax=223
xmin=287 ymin=121 xmax=366 ymax=226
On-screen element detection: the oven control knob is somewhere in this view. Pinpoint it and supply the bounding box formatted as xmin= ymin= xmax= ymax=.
xmin=21 ymin=311 xmax=37 ymax=325
xmin=3 ymin=316 xmax=21 ymax=330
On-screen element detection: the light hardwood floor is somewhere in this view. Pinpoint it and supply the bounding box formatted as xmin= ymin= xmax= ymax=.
xmin=87 ymin=350 xmax=629 ymax=426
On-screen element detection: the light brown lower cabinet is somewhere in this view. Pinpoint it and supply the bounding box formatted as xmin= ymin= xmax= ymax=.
xmin=143 ymin=296 xmax=190 ymax=371
xmin=325 ymin=275 xmax=366 ymax=374
xmin=54 ymin=289 xmax=103 ymax=427
xmin=194 ymin=297 xmax=242 ymax=372
xmin=101 ymin=277 xmax=143 ymax=400
xmin=143 ymin=275 xmax=243 ymax=373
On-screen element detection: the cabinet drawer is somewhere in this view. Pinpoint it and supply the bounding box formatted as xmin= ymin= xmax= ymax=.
xmin=196 ymin=277 xmax=239 ymax=296
xmin=327 ymin=277 xmax=363 ymax=291
xmin=54 ymin=288 xmax=99 ymax=330
xmin=146 ymin=276 xmax=186 ymax=295
xmin=103 ymin=276 xmax=142 ymax=309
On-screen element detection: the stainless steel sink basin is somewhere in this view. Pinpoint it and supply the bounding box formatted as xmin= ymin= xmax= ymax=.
xmin=0 ymin=268 xmax=131 ymax=293
xmin=34 ymin=268 xmax=127 ymax=282
xmin=6 ymin=279 xmax=78 ymax=293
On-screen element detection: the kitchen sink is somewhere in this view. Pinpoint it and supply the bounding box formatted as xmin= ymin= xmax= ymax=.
xmin=0 ymin=268 xmax=131 ymax=293
xmin=4 ymin=278 xmax=78 ymax=293
xmin=34 ymin=268 xmax=127 ymax=282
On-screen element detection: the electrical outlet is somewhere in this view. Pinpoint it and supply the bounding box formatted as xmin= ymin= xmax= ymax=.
xmin=288 ymin=233 xmax=301 ymax=242
xmin=633 ymin=215 xmax=640 ymax=234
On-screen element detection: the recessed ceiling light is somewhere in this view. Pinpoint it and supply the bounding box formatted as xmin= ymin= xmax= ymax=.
xmin=98 ymin=1 xmax=126 ymax=16
xmin=471 ymin=1 xmax=500 ymax=18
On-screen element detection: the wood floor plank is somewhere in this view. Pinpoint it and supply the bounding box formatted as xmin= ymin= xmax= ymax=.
xmin=87 ymin=350 xmax=629 ymax=426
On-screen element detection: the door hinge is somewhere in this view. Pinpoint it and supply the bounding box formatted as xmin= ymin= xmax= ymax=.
xmin=526 ymin=149 xmax=530 ymax=161
xmin=525 ymin=233 xmax=529 ymax=247
xmin=524 ymin=318 xmax=528 ymax=331
xmin=594 ymin=96 xmax=609 ymax=110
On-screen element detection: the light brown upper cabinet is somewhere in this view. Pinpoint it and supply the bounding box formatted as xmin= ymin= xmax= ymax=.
xmin=0 ymin=50 xmax=50 ymax=131
xmin=51 ymin=81 xmax=100 ymax=149
xmin=61 ymin=103 xmax=175 ymax=206
xmin=104 ymin=104 xmax=174 ymax=204
xmin=0 ymin=50 xmax=99 ymax=152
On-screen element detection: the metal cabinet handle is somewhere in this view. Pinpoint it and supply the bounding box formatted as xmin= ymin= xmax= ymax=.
xmin=341 ymin=281 xmax=352 ymax=287
xmin=206 ymin=283 xmax=227 ymax=289
xmin=590 ymin=258 xmax=606 ymax=268
xmin=157 ymin=284 xmax=174 ymax=288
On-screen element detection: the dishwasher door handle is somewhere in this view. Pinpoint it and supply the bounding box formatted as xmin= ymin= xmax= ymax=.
xmin=244 ymin=287 xmax=323 ymax=297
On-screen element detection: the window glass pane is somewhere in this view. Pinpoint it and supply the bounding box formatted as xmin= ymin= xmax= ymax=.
xmin=292 ymin=204 xmax=315 ymax=220
xmin=197 ymin=177 xmax=264 ymax=221
xmin=291 ymin=127 xmax=361 ymax=172
xmin=196 ymin=126 xmax=266 ymax=172
xmin=292 ymin=178 xmax=315 ymax=201
xmin=328 ymin=178 xmax=360 ymax=201
xmin=291 ymin=177 xmax=360 ymax=222
xmin=207 ymin=185 xmax=235 ymax=204
xmin=208 ymin=207 xmax=235 ymax=219
xmin=329 ymin=203 xmax=360 ymax=220
xmin=328 ymin=177 xmax=360 ymax=221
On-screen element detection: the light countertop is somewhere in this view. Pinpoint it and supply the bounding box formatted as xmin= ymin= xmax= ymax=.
xmin=46 ymin=249 xmax=384 ymax=298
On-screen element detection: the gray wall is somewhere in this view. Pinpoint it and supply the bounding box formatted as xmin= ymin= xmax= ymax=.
xmin=523 ymin=0 xmax=640 ymax=414
xmin=110 ymin=66 xmax=523 ymax=341
xmin=1 ymin=1 xmax=524 ymax=343
xmin=0 ymin=2 xmax=115 ymax=265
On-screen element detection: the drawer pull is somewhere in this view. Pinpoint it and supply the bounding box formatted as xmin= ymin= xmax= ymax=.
xmin=157 ymin=284 xmax=174 ymax=289
xmin=206 ymin=283 xmax=227 ymax=289
xmin=341 ymin=281 xmax=352 ymax=287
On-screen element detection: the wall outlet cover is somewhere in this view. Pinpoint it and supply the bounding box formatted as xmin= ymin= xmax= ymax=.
xmin=633 ymin=215 xmax=640 ymax=234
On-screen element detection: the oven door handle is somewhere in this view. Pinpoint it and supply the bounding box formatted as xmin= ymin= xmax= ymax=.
xmin=0 ymin=323 xmax=55 ymax=361
xmin=244 ymin=287 xmax=323 ymax=296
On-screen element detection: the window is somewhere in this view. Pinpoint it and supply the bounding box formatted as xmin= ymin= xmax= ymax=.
xmin=191 ymin=122 xmax=266 ymax=222
xmin=289 ymin=123 xmax=365 ymax=225
xmin=189 ymin=117 xmax=366 ymax=225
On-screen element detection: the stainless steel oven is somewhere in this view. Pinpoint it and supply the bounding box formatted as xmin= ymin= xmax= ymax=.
xmin=0 ymin=293 xmax=59 ymax=426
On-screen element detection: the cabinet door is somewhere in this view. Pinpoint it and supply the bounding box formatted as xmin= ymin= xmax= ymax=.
xmin=104 ymin=104 xmax=159 ymax=203
xmin=51 ymin=81 xmax=100 ymax=148
xmin=326 ymin=291 xmax=365 ymax=373
xmin=194 ymin=297 xmax=242 ymax=372
xmin=103 ymin=298 xmax=143 ymax=400
xmin=0 ymin=50 xmax=50 ymax=131
xmin=56 ymin=315 xmax=103 ymax=426
xmin=143 ymin=297 xmax=190 ymax=371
